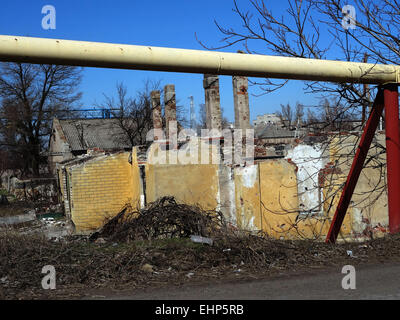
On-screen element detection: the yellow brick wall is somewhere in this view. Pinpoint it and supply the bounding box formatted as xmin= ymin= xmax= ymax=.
xmin=68 ymin=152 xmax=138 ymax=233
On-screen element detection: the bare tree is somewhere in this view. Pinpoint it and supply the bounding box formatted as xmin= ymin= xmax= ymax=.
xmin=197 ymin=103 xmax=231 ymax=130
xmin=99 ymin=80 xmax=189 ymax=146
xmin=99 ymin=81 xmax=156 ymax=146
xmin=0 ymin=63 xmax=82 ymax=177
xmin=197 ymin=103 xmax=208 ymax=129
xmin=277 ymin=102 xmax=304 ymax=129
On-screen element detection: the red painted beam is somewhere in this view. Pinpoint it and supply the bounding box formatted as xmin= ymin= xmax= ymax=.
xmin=384 ymin=84 xmax=400 ymax=234
xmin=326 ymin=88 xmax=384 ymax=243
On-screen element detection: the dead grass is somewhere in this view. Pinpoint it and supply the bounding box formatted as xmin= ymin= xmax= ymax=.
xmin=1 ymin=229 xmax=400 ymax=299
xmin=1 ymin=196 xmax=400 ymax=299
xmin=0 ymin=202 xmax=33 ymax=217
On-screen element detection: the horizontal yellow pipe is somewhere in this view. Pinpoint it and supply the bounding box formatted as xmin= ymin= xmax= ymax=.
xmin=0 ymin=35 xmax=398 ymax=84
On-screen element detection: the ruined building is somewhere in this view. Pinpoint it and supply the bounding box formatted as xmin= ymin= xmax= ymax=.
xmin=55 ymin=76 xmax=389 ymax=242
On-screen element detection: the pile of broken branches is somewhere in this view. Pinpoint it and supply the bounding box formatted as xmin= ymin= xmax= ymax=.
xmin=91 ymin=196 xmax=227 ymax=242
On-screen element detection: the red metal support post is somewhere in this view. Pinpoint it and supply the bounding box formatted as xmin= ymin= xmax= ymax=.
xmin=326 ymin=89 xmax=385 ymax=243
xmin=383 ymin=84 xmax=400 ymax=234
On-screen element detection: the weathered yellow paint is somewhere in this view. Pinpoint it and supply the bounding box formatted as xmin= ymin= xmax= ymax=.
xmin=57 ymin=134 xmax=388 ymax=240
xmin=234 ymin=164 xmax=262 ymax=231
xmin=145 ymin=140 xmax=220 ymax=210
xmin=294 ymin=218 xmax=331 ymax=240
xmin=321 ymin=170 xmax=353 ymax=239
xmin=131 ymin=147 xmax=143 ymax=209
xmin=258 ymin=160 xmax=299 ymax=239
xmin=326 ymin=134 xmax=388 ymax=239
xmin=145 ymin=164 xmax=219 ymax=210
xmin=67 ymin=152 xmax=137 ymax=233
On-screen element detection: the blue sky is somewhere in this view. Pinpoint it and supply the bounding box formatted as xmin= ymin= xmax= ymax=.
xmin=0 ymin=0 xmax=338 ymax=123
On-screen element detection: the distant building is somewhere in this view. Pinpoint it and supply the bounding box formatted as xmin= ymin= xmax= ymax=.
xmin=253 ymin=113 xmax=281 ymax=127
xmin=48 ymin=118 xmax=132 ymax=175
xmin=256 ymin=125 xmax=297 ymax=145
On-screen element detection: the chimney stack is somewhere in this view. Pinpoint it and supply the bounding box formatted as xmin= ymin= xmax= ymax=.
xmin=151 ymin=90 xmax=162 ymax=140
xmin=232 ymin=75 xmax=250 ymax=133
xmin=164 ymin=84 xmax=177 ymax=141
xmin=203 ymin=74 xmax=222 ymax=133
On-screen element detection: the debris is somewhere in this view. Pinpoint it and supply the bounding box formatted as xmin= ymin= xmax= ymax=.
xmin=1 ymin=230 xmax=400 ymax=299
xmin=93 ymin=197 xmax=226 ymax=242
xmin=346 ymin=250 xmax=357 ymax=258
xmin=190 ymin=235 xmax=213 ymax=246
xmin=42 ymin=217 xmax=55 ymax=224
xmin=94 ymin=237 xmax=106 ymax=244
xmin=141 ymin=264 xmax=154 ymax=273
xmin=0 ymin=195 xmax=9 ymax=205
xmin=0 ymin=212 xmax=36 ymax=226
xmin=346 ymin=250 xmax=352 ymax=257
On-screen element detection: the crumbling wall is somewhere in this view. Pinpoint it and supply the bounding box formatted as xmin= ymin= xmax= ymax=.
xmin=57 ymin=135 xmax=389 ymax=241
xmin=48 ymin=118 xmax=74 ymax=175
xmin=66 ymin=152 xmax=138 ymax=233
xmin=8 ymin=177 xmax=57 ymax=202
xmin=326 ymin=134 xmax=388 ymax=239
xmin=234 ymin=164 xmax=262 ymax=231
xmin=286 ymin=144 xmax=326 ymax=215
xmin=144 ymin=140 xmax=220 ymax=211
xmin=258 ymin=159 xmax=299 ymax=238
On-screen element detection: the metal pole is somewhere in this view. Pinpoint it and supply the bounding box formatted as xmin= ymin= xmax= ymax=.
xmin=383 ymin=84 xmax=400 ymax=234
xmin=326 ymin=89 xmax=384 ymax=243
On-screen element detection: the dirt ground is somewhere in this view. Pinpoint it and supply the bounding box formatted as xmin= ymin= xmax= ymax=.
xmin=1 ymin=231 xmax=400 ymax=300
xmin=0 ymin=201 xmax=35 ymax=217
xmin=1 ymin=197 xmax=400 ymax=300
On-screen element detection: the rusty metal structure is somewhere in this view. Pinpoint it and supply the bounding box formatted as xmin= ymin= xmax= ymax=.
xmin=0 ymin=35 xmax=399 ymax=242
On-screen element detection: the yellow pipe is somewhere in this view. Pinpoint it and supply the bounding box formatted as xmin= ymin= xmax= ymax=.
xmin=0 ymin=35 xmax=398 ymax=84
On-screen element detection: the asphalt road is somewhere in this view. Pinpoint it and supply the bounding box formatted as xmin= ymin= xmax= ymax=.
xmin=87 ymin=262 xmax=400 ymax=300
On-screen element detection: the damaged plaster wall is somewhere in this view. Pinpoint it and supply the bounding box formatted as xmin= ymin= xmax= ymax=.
xmin=234 ymin=164 xmax=262 ymax=232
xmin=144 ymin=139 xmax=221 ymax=211
xmin=286 ymin=144 xmax=326 ymax=216
xmin=328 ymin=133 xmax=388 ymax=238
xmin=217 ymin=165 xmax=236 ymax=226
xmin=49 ymin=118 xmax=74 ymax=175
xmin=57 ymin=135 xmax=390 ymax=241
